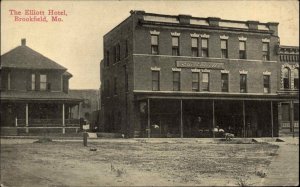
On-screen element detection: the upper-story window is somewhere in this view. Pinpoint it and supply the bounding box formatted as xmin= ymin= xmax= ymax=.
xmin=105 ymin=51 xmax=110 ymax=67
xmin=202 ymin=72 xmax=209 ymax=91
xmin=105 ymin=79 xmax=110 ymax=97
xmin=201 ymin=38 xmax=209 ymax=57
xmin=191 ymin=38 xmax=199 ymax=57
xmin=151 ymin=35 xmax=159 ymax=55
xmin=263 ymin=75 xmax=270 ymax=93
xmin=283 ymin=67 xmax=290 ymax=89
xmin=221 ymin=73 xmax=229 ymax=92
xmin=262 ymin=42 xmax=270 ymax=61
xmin=125 ymin=40 xmax=129 ymax=57
xmin=172 ymin=36 xmax=180 ymax=56
xmin=116 ymin=44 xmax=120 ymax=62
xmin=173 ymin=71 xmax=180 ymax=91
xmin=40 ymin=74 xmax=47 ymax=91
xmin=192 ymin=72 xmax=199 ymax=91
xmin=294 ymin=68 xmax=299 ymax=89
xmin=31 ymin=74 xmax=35 ymax=90
xmin=240 ymin=74 xmax=247 ymax=93
xmin=152 ymin=71 xmax=160 ymax=91
xmin=221 ymin=40 xmax=228 ymax=58
xmin=113 ymin=77 xmax=117 ymax=95
xmin=239 ymin=41 xmax=246 ymax=59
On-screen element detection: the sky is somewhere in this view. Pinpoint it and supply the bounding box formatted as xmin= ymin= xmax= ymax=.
xmin=1 ymin=0 xmax=299 ymax=89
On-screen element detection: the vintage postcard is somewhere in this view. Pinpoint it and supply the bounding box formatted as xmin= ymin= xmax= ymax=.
xmin=1 ymin=0 xmax=299 ymax=186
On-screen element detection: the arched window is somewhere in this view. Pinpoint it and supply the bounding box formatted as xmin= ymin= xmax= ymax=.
xmin=294 ymin=68 xmax=299 ymax=89
xmin=283 ymin=67 xmax=290 ymax=89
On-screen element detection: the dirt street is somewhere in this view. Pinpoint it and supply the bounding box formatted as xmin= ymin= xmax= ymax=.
xmin=1 ymin=138 xmax=279 ymax=186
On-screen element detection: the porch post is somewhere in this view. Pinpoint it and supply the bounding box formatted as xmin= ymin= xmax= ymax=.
xmin=62 ymin=103 xmax=65 ymax=134
xmin=290 ymin=101 xmax=294 ymax=138
xmin=26 ymin=103 xmax=29 ymax=133
xmin=243 ymin=100 xmax=246 ymax=138
xmin=271 ymin=101 xmax=274 ymax=138
xmin=212 ymin=100 xmax=215 ymax=138
xmin=180 ymin=99 xmax=183 ymax=138
xmin=78 ymin=103 xmax=81 ymax=119
xmin=147 ymin=98 xmax=150 ymax=138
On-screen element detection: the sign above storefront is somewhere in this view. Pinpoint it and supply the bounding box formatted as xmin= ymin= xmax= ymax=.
xmin=176 ymin=61 xmax=224 ymax=69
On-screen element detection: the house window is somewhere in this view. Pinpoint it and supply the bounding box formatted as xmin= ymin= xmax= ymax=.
xmin=7 ymin=72 xmax=11 ymax=90
xmin=221 ymin=73 xmax=229 ymax=92
xmin=202 ymin=72 xmax=209 ymax=91
xmin=240 ymin=74 xmax=247 ymax=93
xmin=105 ymin=51 xmax=110 ymax=67
xmin=201 ymin=38 xmax=208 ymax=57
xmin=152 ymin=71 xmax=160 ymax=91
xmin=125 ymin=40 xmax=129 ymax=57
xmin=263 ymin=75 xmax=270 ymax=93
xmin=283 ymin=67 xmax=290 ymax=89
xmin=40 ymin=74 xmax=47 ymax=91
xmin=239 ymin=41 xmax=246 ymax=59
xmin=191 ymin=38 xmax=199 ymax=57
xmin=294 ymin=68 xmax=299 ymax=89
xmin=113 ymin=77 xmax=117 ymax=95
xmin=172 ymin=36 xmax=179 ymax=56
xmin=262 ymin=43 xmax=270 ymax=61
xmin=151 ymin=35 xmax=159 ymax=55
xmin=31 ymin=74 xmax=35 ymax=90
xmin=173 ymin=71 xmax=180 ymax=91
xmin=221 ymin=40 xmax=228 ymax=58
xmin=192 ymin=72 xmax=199 ymax=91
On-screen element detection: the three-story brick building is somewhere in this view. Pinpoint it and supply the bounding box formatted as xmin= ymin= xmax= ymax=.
xmin=100 ymin=11 xmax=298 ymax=138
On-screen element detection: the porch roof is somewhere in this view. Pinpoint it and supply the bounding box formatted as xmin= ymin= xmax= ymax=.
xmin=0 ymin=90 xmax=83 ymax=103
xmin=133 ymin=90 xmax=299 ymax=101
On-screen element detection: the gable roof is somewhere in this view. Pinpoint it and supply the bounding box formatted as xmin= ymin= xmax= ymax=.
xmin=1 ymin=41 xmax=67 ymax=70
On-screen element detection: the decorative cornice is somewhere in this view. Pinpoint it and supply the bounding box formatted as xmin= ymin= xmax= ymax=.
xmin=150 ymin=30 xmax=160 ymax=35
xmin=220 ymin=35 xmax=229 ymax=40
xmin=238 ymin=36 xmax=247 ymax=41
xmin=190 ymin=33 xmax=200 ymax=38
xmin=201 ymin=69 xmax=211 ymax=73
xmin=172 ymin=68 xmax=181 ymax=71
xmin=151 ymin=66 xmax=161 ymax=71
xmin=171 ymin=32 xmax=181 ymax=36
xmin=200 ymin=33 xmax=210 ymax=38
xmin=221 ymin=70 xmax=230 ymax=74
xmin=263 ymin=71 xmax=271 ymax=75
xmin=239 ymin=70 xmax=248 ymax=74
xmin=295 ymin=64 xmax=299 ymax=68
xmin=262 ymin=38 xmax=270 ymax=43
xmin=191 ymin=69 xmax=201 ymax=72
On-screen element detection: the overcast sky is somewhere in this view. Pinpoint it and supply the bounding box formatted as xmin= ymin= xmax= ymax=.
xmin=1 ymin=0 xmax=299 ymax=89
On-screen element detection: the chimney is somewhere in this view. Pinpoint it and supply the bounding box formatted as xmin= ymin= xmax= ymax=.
xmin=21 ymin=38 xmax=26 ymax=46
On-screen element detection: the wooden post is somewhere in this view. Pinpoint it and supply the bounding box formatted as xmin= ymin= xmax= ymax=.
xmin=15 ymin=117 xmax=18 ymax=127
xmin=62 ymin=103 xmax=65 ymax=134
xmin=212 ymin=100 xmax=215 ymax=138
xmin=271 ymin=101 xmax=274 ymax=138
xmin=78 ymin=103 xmax=81 ymax=119
xmin=180 ymin=99 xmax=183 ymax=138
xmin=243 ymin=100 xmax=246 ymax=138
xmin=26 ymin=103 xmax=29 ymax=133
xmin=147 ymin=98 xmax=150 ymax=138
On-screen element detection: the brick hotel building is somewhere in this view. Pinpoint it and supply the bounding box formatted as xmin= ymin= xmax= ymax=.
xmin=100 ymin=11 xmax=299 ymax=138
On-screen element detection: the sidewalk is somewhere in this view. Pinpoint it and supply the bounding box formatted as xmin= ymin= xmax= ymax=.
xmin=262 ymin=138 xmax=299 ymax=186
